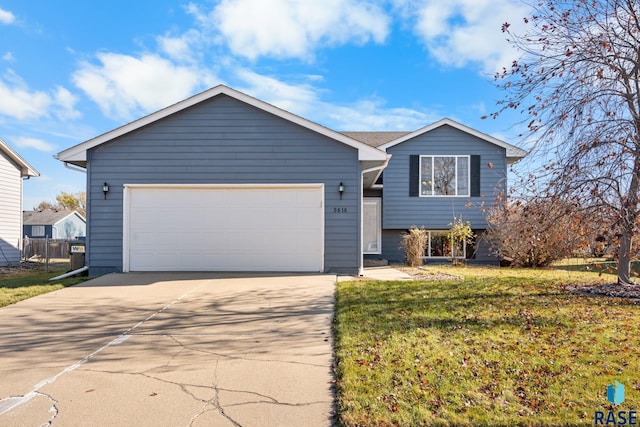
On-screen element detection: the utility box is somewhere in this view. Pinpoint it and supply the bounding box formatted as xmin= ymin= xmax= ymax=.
xmin=69 ymin=240 xmax=86 ymax=272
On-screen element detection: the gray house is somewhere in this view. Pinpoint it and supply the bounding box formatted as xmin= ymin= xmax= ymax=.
xmin=23 ymin=210 xmax=86 ymax=239
xmin=0 ymin=139 xmax=39 ymax=266
xmin=56 ymin=85 xmax=526 ymax=276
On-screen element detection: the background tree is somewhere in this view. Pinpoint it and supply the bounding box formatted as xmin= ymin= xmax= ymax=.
xmin=492 ymin=0 xmax=640 ymax=284
xmin=56 ymin=191 xmax=86 ymax=217
xmin=34 ymin=191 xmax=86 ymax=217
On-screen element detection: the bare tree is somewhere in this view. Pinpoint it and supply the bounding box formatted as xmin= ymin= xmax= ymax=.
xmin=34 ymin=191 xmax=87 ymax=217
xmin=485 ymin=196 xmax=598 ymax=267
xmin=492 ymin=0 xmax=640 ymax=284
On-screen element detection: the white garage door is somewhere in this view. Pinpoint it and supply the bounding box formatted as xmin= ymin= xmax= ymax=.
xmin=124 ymin=184 xmax=324 ymax=272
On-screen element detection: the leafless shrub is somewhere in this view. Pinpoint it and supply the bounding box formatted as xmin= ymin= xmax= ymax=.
xmin=401 ymin=228 xmax=428 ymax=267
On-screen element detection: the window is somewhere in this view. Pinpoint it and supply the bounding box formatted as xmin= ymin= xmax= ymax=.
xmin=420 ymin=155 xmax=470 ymax=196
xmin=424 ymin=230 xmax=467 ymax=259
xmin=31 ymin=225 xmax=45 ymax=237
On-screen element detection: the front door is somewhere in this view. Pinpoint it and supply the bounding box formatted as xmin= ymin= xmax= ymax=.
xmin=363 ymin=198 xmax=381 ymax=254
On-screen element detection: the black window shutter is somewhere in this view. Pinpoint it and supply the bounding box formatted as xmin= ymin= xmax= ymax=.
xmin=409 ymin=155 xmax=420 ymax=197
xmin=470 ymin=155 xmax=481 ymax=197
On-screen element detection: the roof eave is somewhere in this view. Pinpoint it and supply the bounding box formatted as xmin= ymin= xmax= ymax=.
xmin=0 ymin=139 xmax=40 ymax=177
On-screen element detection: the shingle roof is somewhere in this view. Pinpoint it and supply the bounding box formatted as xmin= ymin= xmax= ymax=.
xmin=340 ymin=131 xmax=412 ymax=147
xmin=23 ymin=210 xmax=83 ymax=225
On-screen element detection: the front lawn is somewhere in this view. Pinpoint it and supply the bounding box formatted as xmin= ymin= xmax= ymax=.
xmin=0 ymin=263 xmax=90 ymax=308
xmin=335 ymin=267 xmax=640 ymax=426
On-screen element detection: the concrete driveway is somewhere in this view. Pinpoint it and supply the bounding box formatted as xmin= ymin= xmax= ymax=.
xmin=0 ymin=273 xmax=337 ymax=426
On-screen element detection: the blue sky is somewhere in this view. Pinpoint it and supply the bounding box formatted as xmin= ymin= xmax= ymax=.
xmin=0 ymin=0 xmax=533 ymax=209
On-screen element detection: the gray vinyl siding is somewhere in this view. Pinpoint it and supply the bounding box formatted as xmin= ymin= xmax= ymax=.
xmin=87 ymin=94 xmax=361 ymax=275
xmin=474 ymin=231 xmax=498 ymax=263
xmin=383 ymin=125 xmax=507 ymax=230
xmin=0 ymin=150 xmax=22 ymax=265
xmin=381 ymin=229 xmax=404 ymax=262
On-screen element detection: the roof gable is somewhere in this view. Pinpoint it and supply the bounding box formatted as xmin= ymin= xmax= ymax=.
xmin=56 ymin=85 xmax=387 ymax=165
xmin=377 ymin=118 xmax=528 ymax=163
xmin=0 ymin=139 xmax=39 ymax=177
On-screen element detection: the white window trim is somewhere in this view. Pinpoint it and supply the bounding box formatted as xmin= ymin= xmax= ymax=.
xmin=419 ymin=155 xmax=470 ymax=197
xmin=31 ymin=225 xmax=45 ymax=237
xmin=422 ymin=230 xmax=467 ymax=259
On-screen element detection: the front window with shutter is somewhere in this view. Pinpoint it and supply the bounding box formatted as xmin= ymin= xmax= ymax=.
xmin=419 ymin=155 xmax=470 ymax=196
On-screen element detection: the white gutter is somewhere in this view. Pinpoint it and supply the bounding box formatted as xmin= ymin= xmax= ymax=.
xmin=359 ymin=155 xmax=392 ymax=276
xmin=63 ymin=162 xmax=87 ymax=173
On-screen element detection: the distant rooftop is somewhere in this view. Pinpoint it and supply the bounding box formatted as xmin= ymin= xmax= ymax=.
xmin=23 ymin=210 xmax=83 ymax=225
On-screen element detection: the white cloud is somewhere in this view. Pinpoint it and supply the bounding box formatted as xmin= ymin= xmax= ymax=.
xmin=326 ymin=99 xmax=439 ymax=131
xmin=2 ymin=52 xmax=15 ymax=62
xmin=398 ymin=0 xmax=531 ymax=73
xmin=235 ymin=68 xmax=439 ymax=131
xmin=235 ymin=69 xmax=321 ymax=116
xmin=0 ymin=71 xmax=81 ymax=121
xmin=0 ymin=72 xmax=52 ymax=120
xmin=12 ymin=136 xmax=57 ymax=152
xmin=157 ymin=29 xmax=203 ymax=63
xmin=53 ymin=86 xmax=81 ymax=120
xmin=72 ymin=52 xmax=215 ymax=120
xmin=0 ymin=8 xmax=15 ymax=25
xmin=198 ymin=0 xmax=390 ymax=60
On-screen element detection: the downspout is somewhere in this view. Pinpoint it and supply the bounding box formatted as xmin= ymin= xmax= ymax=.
xmin=61 ymin=161 xmax=87 ymax=269
xmin=49 ymin=265 xmax=89 ymax=280
xmin=359 ymin=155 xmax=391 ymax=276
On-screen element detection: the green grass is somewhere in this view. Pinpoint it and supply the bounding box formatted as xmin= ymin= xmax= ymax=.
xmin=0 ymin=263 xmax=91 ymax=308
xmin=552 ymin=258 xmax=640 ymax=276
xmin=335 ymin=266 xmax=640 ymax=426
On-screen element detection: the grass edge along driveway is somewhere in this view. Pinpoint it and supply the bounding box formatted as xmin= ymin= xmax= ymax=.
xmin=334 ymin=266 xmax=640 ymax=427
xmin=0 ymin=263 xmax=90 ymax=308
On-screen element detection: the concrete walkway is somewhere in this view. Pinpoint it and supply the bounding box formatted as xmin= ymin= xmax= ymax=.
xmin=0 ymin=273 xmax=336 ymax=426
xmin=362 ymin=266 xmax=413 ymax=281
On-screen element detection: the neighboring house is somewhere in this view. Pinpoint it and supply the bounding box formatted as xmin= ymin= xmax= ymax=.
xmin=56 ymin=85 xmax=526 ymax=276
xmin=23 ymin=210 xmax=86 ymax=239
xmin=0 ymin=139 xmax=39 ymax=266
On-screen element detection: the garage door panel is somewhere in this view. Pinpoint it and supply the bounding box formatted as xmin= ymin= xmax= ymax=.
xmin=126 ymin=185 xmax=323 ymax=272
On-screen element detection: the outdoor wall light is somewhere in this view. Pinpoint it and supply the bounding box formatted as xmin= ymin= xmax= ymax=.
xmin=103 ymin=182 xmax=109 ymax=200
xmin=339 ymin=182 xmax=345 ymax=200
